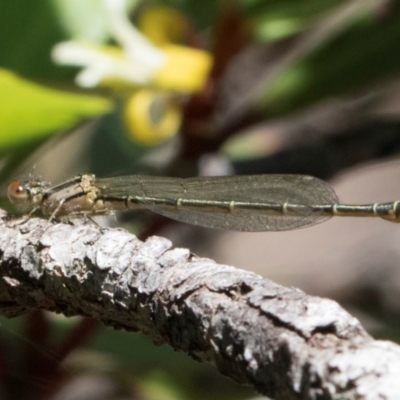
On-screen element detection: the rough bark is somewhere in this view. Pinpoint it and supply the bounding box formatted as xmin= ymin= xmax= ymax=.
xmin=0 ymin=210 xmax=399 ymax=399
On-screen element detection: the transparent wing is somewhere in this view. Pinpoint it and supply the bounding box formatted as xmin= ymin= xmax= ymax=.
xmin=94 ymin=174 xmax=339 ymax=232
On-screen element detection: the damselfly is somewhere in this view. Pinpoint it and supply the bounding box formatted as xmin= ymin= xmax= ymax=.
xmin=7 ymin=174 xmax=400 ymax=231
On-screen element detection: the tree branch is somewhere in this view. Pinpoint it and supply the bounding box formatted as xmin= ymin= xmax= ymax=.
xmin=0 ymin=210 xmax=399 ymax=399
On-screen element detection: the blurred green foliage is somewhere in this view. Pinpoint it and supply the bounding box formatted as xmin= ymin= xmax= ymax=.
xmin=2 ymin=0 xmax=400 ymax=169
xmin=0 ymin=69 xmax=111 ymax=153
xmin=0 ymin=1 xmax=116 ymax=180
xmin=263 ymin=12 xmax=400 ymax=116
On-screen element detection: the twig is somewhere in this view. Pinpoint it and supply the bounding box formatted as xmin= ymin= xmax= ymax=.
xmin=0 ymin=210 xmax=399 ymax=399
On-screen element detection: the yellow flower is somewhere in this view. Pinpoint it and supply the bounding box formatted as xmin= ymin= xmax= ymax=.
xmin=52 ymin=0 xmax=212 ymax=145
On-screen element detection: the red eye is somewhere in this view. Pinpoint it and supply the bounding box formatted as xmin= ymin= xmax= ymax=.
xmin=7 ymin=181 xmax=28 ymax=204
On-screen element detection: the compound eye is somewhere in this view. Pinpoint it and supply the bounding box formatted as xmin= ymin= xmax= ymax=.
xmin=7 ymin=181 xmax=29 ymax=204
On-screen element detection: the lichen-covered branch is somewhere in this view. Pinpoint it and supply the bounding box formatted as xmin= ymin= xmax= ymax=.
xmin=0 ymin=210 xmax=399 ymax=399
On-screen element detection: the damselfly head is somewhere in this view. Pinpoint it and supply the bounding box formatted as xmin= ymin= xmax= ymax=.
xmin=7 ymin=178 xmax=49 ymax=211
xmin=7 ymin=181 xmax=29 ymax=205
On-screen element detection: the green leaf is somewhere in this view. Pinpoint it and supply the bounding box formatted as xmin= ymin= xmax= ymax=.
xmin=0 ymin=1 xmax=69 ymax=81
xmin=0 ymin=69 xmax=113 ymax=153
